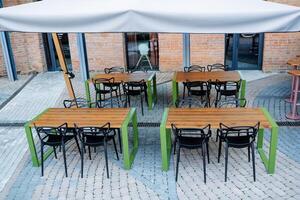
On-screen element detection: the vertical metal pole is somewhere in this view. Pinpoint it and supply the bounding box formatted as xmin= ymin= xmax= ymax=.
xmin=0 ymin=0 xmax=17 ymax=81
xmin=183 ymin=33 xmax=190 ymax=69
xmin=77 ymin=33 xmax=89 ymax=81
xmin=232 ymin=34 xmax=239 ymax=70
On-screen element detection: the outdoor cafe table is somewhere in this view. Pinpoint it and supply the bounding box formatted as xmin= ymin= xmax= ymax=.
xmin=171 ymin=71 xmax=246 ymax=105
xmin=286 ymin=70 xmax=300 ymax=120
xmin=85 ymin=72 xmax=157 ymax=110
xmin=24 ymin=108 xmax=138 ymax=170
xmin=160 ymin=107 xmax=279 ymax=174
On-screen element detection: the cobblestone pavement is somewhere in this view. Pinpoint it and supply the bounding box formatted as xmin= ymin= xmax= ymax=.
xmin=0 ymin=72 xmax=299 ymax=199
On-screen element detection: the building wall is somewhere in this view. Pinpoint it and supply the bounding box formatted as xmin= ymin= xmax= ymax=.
xmin=263 ymin=0 xmax=300 ymax=72
xmin=0 ymin=0 xmax=46 ymax=76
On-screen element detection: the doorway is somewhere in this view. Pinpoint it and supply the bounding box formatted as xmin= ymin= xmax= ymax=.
xmin=42 ymin=33 xmax=72 ymax=71
xmin=225 ymin=33 xmax=264 ymax=70
xmin=124 ymin=33 xmax=159 ymax=71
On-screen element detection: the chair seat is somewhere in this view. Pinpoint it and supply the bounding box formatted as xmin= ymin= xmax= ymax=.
xmin=179 ymin=136 xmax=206 ymax=148
xmin=103 ymin=83 xmax=121 ymax=88
xmin=219 ymin=135 xmax=250 ymax=148
xmin=84 ymin=135 xmax=115 ymax=146
xmin=189 ymin=89 xmax=208 ymax=96
xmin=44 ymin=135 xmax=74 ymax=145
xmin=127 ymin=89 xmax=144 ymax=96
xmin=220 ymin=89 xmax=237 ymax=96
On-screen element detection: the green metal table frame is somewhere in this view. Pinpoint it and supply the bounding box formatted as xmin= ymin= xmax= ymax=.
xmin=24 ymin=108 xmax=139 ymax=170
xmin=160 ymin=107 xmax=279 ymax=174
xmin=85 ymin=73 xmax=157 ymax=110
xmin=172 ymin=79 xmax=247 ymax=106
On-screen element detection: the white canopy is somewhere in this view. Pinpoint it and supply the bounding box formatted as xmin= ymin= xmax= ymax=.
xmin=0 ymin=0 xmax=300 ymax=33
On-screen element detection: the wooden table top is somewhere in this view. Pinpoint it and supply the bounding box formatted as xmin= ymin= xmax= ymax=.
xmin=288 ymin=70 xmax=300 ymax=76
xmin=287 ymin=57 xmax=300 ymax=67
xmin=174 ymin=71 xmax=241 ymax=82
xmin=90 ymin=72 xmax=154 ymax=83
xmin=166 ymin=108 xmax=271 ymax=129
xmin=30 ymin=108 xmax=131 ymax=128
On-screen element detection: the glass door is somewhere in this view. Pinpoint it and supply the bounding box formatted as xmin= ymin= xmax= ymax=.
xmin=225 ymin=33 xmax=264 ymax=70
xmin=125 ymin=33 xmax=159 ymax=71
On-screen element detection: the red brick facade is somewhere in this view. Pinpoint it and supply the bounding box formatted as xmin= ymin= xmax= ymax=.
xmin=0 ymin=0 xmax=299 ymax=75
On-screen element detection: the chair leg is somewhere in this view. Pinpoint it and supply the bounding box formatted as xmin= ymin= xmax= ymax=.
xmin=62 ymin=141 xmax=68 ymax=177
xmin=53 ymin=146 xmax=57 ymax=159
xmin=117 ymin=129 xmax=122 ymax=154
xmin=202 ymin=144 xmax=207 ymax=183
xmin=41 ymin=143 xmax=44 ymax=177
xmin=206 ymin=142 xmax=210 ymax=164
xmin=88 ymin=146 xmax=91 ymax=160
xmin=81 ymin=142 xmax=84 ymax=178
xmin=218 ymin=140 xmax=222 ymax=163
xmin=104 ymin=140 xmax=109 ymax=179
xmin=112 ymin=137 xmax=119 ymax=160
xmin=183 ymin=86 xmax=186 ymax=99
xmin=110 ymin=90 xmax=113 ymax=108
xmin=225 ymin=143 xmax=228 ymax=182
xmin=115 ymin=90 xmax=120 ymax=107
xmin=74 ymin=136 xmax=81 ymax=156
xmin=175 ymin=146 xmax=181 ymax=182
xmin=128 ymin=95 xmax=131 ymax=107
xmin=251 ymin=143 xmax=256 ymax=181
xmin=140 ymin=93 xmax=144 ymax=116
xmin=173 ymin=140 xmax=176 ymax=155
xmin=248 ymin=146 xmax=251 ymax=162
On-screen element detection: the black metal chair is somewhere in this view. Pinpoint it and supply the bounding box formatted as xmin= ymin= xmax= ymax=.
xmin=92 ymin=77 xmax=121 ymax=108
xmin=182 ymin=65 xmax=206 ymax=99
xmin=217 ymin=122 xmax=260 ymax=182
xmin=171 ymin=124 xmax=211 ymax=183
xmin=207 ymin=63 xmax=227 ymax=71
xmin=104 ymin=67 xmax=125 ymax=74
xmin=63 ymin=98 xmax=90 ymax=108
xmin=74 ymin=123 xmax=119 ymax=179
xmin=34 ymin=123 xmax=80 ymax=177
xmin=179 ymin=80 xmax=211 ymax=108
xmin=123 ymin=80 xmax=148 ymax=115
xmin=215 ymin=98 xmax=247 ymax=142
xmin=214 ymin=80 xmax=241 ymax=107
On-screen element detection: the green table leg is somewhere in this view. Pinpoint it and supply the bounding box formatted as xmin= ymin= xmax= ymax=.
xmin=239 ymin=79 xmax=246 ymax=106
xmin=25 ymin=124 xmax=40 ymax=167
xmin=147 ymin=79 xmax=154 ymax=110
xmin=121 ymin=108 xmax=139 ymax=170
xmin=172 ymin=79 xmax=179 ymax=106
xmin=257 ymin=108 xmax=279 ymax=174
xmin=257 ymin=128 xmax=264 ymax=149
xmin=160 ymin=108 xmax=172 ymax=171
xmin=85 ymin=80 xmax=92 ymax=107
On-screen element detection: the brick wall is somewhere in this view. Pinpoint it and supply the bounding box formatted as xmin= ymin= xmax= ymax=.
xmin=69 ymin=33 xmax=125 ymax=72
xmin=0 ymin=0 xmax=45 ymax=76
xmin=158 ymin=33 xmax=183 ymax=71
xmin=190 ymin=34 xmax=225 ymax=67
xmin=263 ymin=0 xmax=300 ymax=72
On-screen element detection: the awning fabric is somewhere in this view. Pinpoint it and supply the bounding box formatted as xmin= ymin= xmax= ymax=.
xmin=0 ymin=0 xmax=300 ymax=33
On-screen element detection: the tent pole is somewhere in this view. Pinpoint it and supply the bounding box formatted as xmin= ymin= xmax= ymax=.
xmin=52 ymin=33 xmax=76 ymax=100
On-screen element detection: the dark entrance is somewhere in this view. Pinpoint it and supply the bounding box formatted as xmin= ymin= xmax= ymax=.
xmin=124 ymin=33 xmax=159 ymax=71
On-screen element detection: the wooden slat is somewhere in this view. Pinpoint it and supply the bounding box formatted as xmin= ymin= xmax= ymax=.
xmin=288 ymin=70 xmax=300 ymax=76
xmin=166 ymin=108 xmax=271 ymax=129
xmin=175 ymin=71 xmax=241 ymax=83
xmin=90 ymin=72 xmax=154 ymax=83
xmin=30 ymin=108 xmax=130 ymax=128
xmin=287 ymin=57 xmax=300 ymax=67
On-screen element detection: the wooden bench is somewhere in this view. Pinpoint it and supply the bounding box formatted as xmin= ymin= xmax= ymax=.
xmin=25 ymin=108 xmax=138 ymax=170
xmin=160 ymin=107 xmax=278 ymax=174
xmin=85 ymin=72 xmax=157 ymax=110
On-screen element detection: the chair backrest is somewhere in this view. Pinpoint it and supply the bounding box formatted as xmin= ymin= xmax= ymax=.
xmin=184 ymin=65 xmax=206 ymax=72
xmin=92 ymin=77 xmax=115 ymax=91
xmin=34 ymin=123 xmax=68 ymax=142
xmin=185 ymin=80 xmax=210 ymax=90
xmin=171 ymin=124 xmax=211 ymax=141
xmin=104 ymin=67 xmax=125 ymax=74
xmin=217 ymin=98 xmax=247 ymax=108
xmin=74 ymin=122 xmax=111 ymax=143
xmin=63 ymin=98 xmax=89 ymax=108
xmin=219 ymin=122 xmax=260 ymax=145
xmin=123 ymin=80 xmax=145 ymax=91
xmin=215 ymin=80 xmax=241 ymax=93
xmin=207 ymin=63 xmax=227 ymax=71
xmin=138 ymin=43 xmax=149 ymax=55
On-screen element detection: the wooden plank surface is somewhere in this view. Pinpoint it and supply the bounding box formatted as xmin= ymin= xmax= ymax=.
xmin=166 ymin=108 xmax=271 ymax=129
xmin=90 ymin=72 xmax=154 ymax=83
xmin=287 ymin=57 xmax=300 ymax=67
xmin=175 ymin=71 xmax=241 ymax=82
xmin=288 ymin=70 xmax=300 ymax=76
xmin=30 ymin=108 xmax=130 ymax=128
